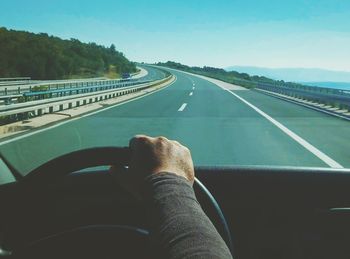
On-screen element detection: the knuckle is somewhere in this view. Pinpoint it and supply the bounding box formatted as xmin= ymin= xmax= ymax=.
xmin=135 ymin=135 xmax=149 ymax=143
xmin=183 ymin=146 xmax=190 ymax=153
xmin=158 ymin=136 xmax=167 ymax=141
xmin=172 ymin=140 xmax=180 ymax=146
xmin=130 ymin=135 xmax=151 ymax=148
xmin=138 ymin=136 xmax=149 ymax=143
xmin=157 ymin=136 xmax=168 ymax=145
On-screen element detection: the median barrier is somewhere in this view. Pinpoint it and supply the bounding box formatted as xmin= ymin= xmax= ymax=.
xmin=0 ymin=75 xmax=173 ymax=124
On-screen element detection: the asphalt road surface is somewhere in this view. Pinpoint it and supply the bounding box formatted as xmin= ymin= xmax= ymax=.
xmin=1 ymin=66 xmax=350 ymax=175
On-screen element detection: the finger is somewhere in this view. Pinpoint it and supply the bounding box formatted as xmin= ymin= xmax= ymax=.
xmin=157 ymin=136 xmax=169 ymax=142
xmin=171 ymin=140 xmax=186 ymax=149
xmin=172 ymin=140 xmax=180 ymax=145
xmin=129 ymin=134 xmax=153 ymax=149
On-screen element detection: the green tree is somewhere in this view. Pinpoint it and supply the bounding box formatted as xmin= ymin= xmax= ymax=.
xmin=0 ymin=27 xmax=136 ymax=79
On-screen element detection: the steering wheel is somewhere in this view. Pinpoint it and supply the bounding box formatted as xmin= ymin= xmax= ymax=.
xmin=14 ymin=147 xmax=233 ymax=258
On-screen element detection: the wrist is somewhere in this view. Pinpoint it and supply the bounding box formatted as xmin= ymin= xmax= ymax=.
xmin=146 ymin=171 xmax=192 ymax=184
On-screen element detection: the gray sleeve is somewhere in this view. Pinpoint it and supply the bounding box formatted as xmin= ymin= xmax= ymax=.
xmin=145 ymin=173 xmax=233 ymax=259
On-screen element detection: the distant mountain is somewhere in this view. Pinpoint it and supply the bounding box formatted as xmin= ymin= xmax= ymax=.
xmin=225 ymin=66 xmax=350 ymax=83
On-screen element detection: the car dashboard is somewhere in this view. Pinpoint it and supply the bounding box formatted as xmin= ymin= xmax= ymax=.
xmin=1 ymin=166 xmax=350 ymax=259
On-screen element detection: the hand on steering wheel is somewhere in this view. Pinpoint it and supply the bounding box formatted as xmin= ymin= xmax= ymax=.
xmin=21 ymin=136 xmax=233 ymax=257
xmin=110 ymin=135 xmax=194 ymax=199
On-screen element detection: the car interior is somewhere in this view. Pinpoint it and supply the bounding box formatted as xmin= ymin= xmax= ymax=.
xmin=1 ymin=147 xmax=350 ymax=259
xmin=1 ymin=1 xmax=350 ymax=258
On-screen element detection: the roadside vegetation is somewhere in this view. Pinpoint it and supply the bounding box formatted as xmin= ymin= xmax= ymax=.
xmin=0 ymin=27 xmax=136 ymax=79
xmin=104 ymin=65 xmax=120 ymax=79
xmin=156 ymin=61 xmax=306 ymax=89
xmin=157 ymin=61 xmax=350 ymax=112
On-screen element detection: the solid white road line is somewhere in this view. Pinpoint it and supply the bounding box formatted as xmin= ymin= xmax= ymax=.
xmin=178 ymin=103 xmax=187 ymax=112
xmin=0 ymin=77 xmax=178 ymax=146
xmin=189 ymin=92 xmax=193 ymax=96
xmin=226 ymin=90 xmax=343 ymax=169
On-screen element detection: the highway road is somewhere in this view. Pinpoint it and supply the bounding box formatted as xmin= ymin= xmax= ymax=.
xmin=1 ymin=65 xmax=350 ymax=175
xmin=141 ymin=65 xmax=167 ymax=81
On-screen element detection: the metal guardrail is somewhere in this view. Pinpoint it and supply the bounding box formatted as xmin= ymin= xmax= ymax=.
xmin=0 ymin=77 xmax=31 ymax=82
xmin=223 ymin=75 xmax=350 ymax=110
xmin=22 ymin=79 xmax=151 ymax=99
xmin=0 ymin=79 xmax=148 ymax=105
xmin=0 ymin=81 xmax=32 ymax=87
xmin=0 ymin=77 xmax=137 ymax=96
xmin=228 ymin=76 xmax=350 ymax=96
xmin=255 ymin=83 xmax=350 ymax=110
xmin=0 ymin=76 xmax=172 ymax=119
xmin=0 ymin=77 xmax=32 ymax=87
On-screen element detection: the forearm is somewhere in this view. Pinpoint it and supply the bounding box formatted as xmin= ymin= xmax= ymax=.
xmin=145 ymin=173 xmax=232 ymax=259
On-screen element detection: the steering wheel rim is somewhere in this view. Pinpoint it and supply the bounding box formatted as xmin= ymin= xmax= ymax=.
xmin=23 ymin=147 xmax=233 ymax=254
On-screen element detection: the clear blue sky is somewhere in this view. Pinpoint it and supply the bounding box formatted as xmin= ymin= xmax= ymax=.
xmin=1 ymin=0 xmax=350 ymax=71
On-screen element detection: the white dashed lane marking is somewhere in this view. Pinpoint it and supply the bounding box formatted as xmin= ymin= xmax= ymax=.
xmin=178 ymin=103 xmax=187 ymax=112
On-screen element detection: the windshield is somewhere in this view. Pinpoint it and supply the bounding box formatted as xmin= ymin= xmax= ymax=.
xmin=1 ymin=0 xmax=350 ymax=176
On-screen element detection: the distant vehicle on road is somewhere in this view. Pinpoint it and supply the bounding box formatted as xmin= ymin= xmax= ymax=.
xmin=122 ymin=73 xmax=131 ymax=79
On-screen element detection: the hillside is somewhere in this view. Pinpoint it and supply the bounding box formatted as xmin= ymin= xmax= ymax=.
xmin=0 ymin=27 xmax=136 ymax=79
